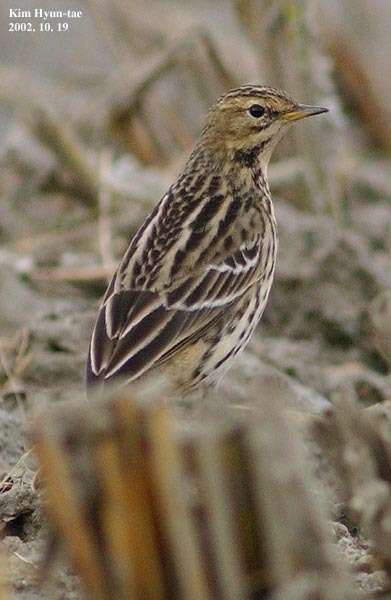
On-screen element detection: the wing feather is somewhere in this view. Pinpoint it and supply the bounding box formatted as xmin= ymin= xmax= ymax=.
xmin=87 ymin=227 xmax=263 ymax=391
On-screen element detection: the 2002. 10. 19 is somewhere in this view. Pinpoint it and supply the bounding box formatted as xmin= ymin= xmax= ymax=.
xmin=8 ymin=22 xmax=69 ymax=32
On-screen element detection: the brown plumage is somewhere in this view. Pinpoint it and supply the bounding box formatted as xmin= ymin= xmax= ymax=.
xmin=87 ymin=85 xmax=328 ymax=396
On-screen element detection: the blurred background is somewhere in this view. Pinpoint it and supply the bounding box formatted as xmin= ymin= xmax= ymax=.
xmin=0 ymin=1 xmax=390 ymax=596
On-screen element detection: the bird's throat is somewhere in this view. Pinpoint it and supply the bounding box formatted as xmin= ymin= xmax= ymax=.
xmin=233 ymin=144 xmax=262 ymax=168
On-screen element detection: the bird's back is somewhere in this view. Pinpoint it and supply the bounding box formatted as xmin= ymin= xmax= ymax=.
xmin=87 ymin=162 xmax=277 ymax=395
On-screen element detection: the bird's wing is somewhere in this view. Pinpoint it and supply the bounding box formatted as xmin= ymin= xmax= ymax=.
xmin=87 ymin=235 xmax=263 ymax=390
xmin=87 ymin=174 xmax=272 ymax=390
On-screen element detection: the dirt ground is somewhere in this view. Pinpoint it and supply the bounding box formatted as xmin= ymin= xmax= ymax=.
xmin=1 ymin=187 xmax=390 ymax=597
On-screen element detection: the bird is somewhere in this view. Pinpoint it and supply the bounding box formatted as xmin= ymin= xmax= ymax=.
xmin=87 ymin=85 xmax=328 ymax=397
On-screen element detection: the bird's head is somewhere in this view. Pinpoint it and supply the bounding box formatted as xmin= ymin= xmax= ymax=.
xmin=201 ymin=85 xmax=328 ymax=169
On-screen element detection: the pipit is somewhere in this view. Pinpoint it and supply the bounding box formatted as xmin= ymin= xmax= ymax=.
xmin=87 ymin=85 xmax=328 ymax=396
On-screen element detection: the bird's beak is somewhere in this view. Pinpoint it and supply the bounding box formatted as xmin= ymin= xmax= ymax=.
xmin=281 ymin=104 xmax=329 ymax=122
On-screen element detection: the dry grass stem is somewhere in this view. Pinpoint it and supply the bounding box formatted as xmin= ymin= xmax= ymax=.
xmin=31 ymin=389 xmax=360 ymax=599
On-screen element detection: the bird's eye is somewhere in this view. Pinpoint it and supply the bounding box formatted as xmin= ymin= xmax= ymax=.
xmin=248 ymin=104 xmax=265 ymax=118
